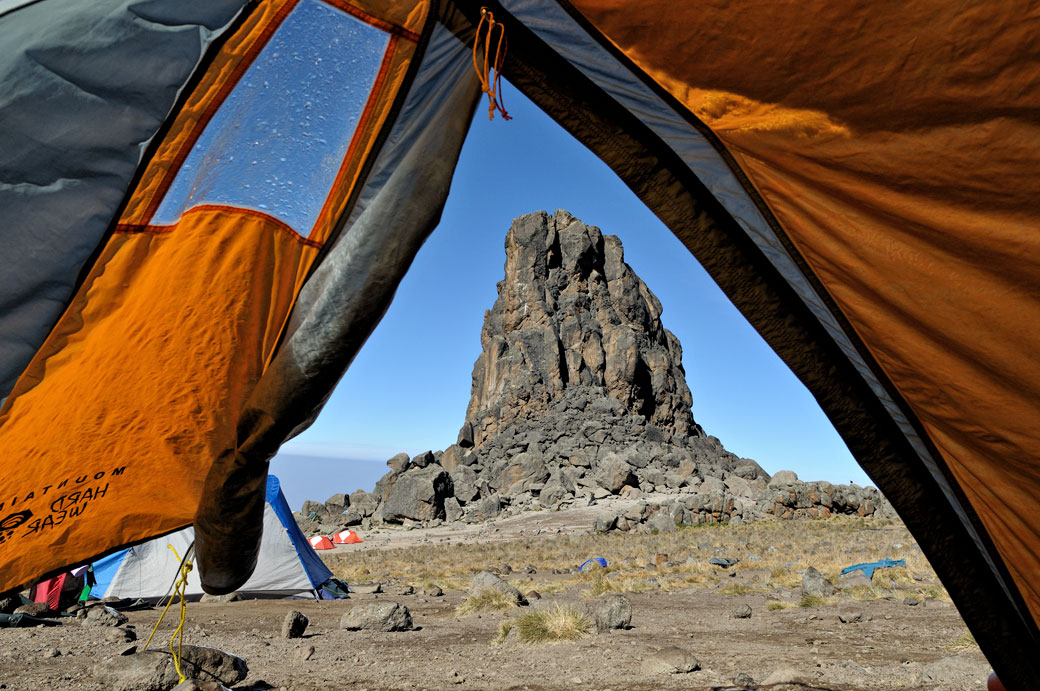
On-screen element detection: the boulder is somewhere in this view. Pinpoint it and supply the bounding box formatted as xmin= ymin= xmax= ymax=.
xmin=95 ymin=645 xmax=248 ymax=690
xmin=281 ymin=610 xmax=308 ymax=639
xmin=411 ymin=450 xmax=435 ymax=469
xmin=386 ymin=453 xmax=411 ymax=474
xmin=596 ymin=456 xmax=637 ymax=494
xmin=469 ymin=571 xmax=527 ymax=606
xmin=801 ymin=567 xmax=836 ymax=597
xmin=594 ymin=513 xmax=618 ymax=533
xmin=382 ymin=466 xmax=453 ymax=523
xmin=646 ymin=512 xmax=676 ymax=534
xmin=586 ymin=593 xmax=632 ymax=631
xmin=340 ymin=602 xmax=412 ymax=632
xmin=348 ymin=490 xmax=378 ymax=517
xmin=769 ymin=470 xmax=799 ymax=486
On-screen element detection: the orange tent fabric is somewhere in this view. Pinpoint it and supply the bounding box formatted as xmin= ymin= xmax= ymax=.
xmin=332 ymin=530 xmax=363 ymax=544
xmin=568 ymin=0 xmax=1040 ymax=627
xmin=308 ymin=536 xmax=335 ymax=550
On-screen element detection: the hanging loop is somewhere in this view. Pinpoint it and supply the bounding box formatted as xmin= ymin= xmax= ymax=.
xmin=472 ymin=7 xmax=512 ymax=121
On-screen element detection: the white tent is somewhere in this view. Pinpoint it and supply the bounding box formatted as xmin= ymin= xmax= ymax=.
xmin=91 ymin=476 xmax=335 ymax=600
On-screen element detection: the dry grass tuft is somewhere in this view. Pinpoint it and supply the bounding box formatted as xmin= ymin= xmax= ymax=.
xmin=766 ymin=601 xmax=789 ymax=611
xmin=798 ymin=594 xmax=825 ymax=608
xmin=456 ymin=588 xmax=517 ymax=615
xmin=512 ymin=604 xmax=592 ymax=643
xmin=945 ymin=632 xmax=978 ymax=651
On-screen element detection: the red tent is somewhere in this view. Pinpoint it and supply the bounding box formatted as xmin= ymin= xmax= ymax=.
xmin=332 ymin=530 xmax=362 ymax=545
xmin=308 ymin=535 xmax=334 ymax=551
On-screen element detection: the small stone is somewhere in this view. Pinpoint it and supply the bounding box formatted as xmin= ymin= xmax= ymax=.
xmin=733 ymin=671 xmax=755 ymax=687
xmin=424 ymin=586 xmax=444 ymax=597
xmin=199 ymin=592 xmax=242 ymax=603
xmin=82 ymin=605 xmax=128 ymax=628
xmin=281 ymin=610 xmax=308 ymax=639
xmin=731 ymin=604 xmax=752 ymax=619
xmin=762 ymin=667 xmax=803 ymax=685
xmin=837 ymin=609 xmax=868 ymax=624
xmin=340 ymin=602 xmax=413 ymax=631
xmin=352 ymin=583 xmax=382 ymax=595
xmin=295 ymin=645 xmax=315 ymax=662
xmin=525 ymin=590 xmax=542 ymax=601
xmin=903 ymin=596 xmax=920 ymax=606
xmin=13 ymin=602 xmax=52 ymax=618
xmin=104 ymin=627 xmax=137 ymax=643
xmin=641 ymin=647 xmax=700 ymax=675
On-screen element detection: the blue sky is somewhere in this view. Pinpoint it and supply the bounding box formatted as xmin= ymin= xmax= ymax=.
xmin=271 ymin=81 xmax=873 ymax=510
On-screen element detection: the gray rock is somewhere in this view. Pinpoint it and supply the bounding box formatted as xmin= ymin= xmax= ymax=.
xmin=199 ymin=592 xmax=241 ymax=603
xmin=386 ymin=452 xmax=411 ymax=474
xmin=469 ymin=571 xmax=527 ymax=606
xmin=281 ymin=610 xmax=308 ymax=639
xmin=768 ymin=470 xmax=799 ymax=486
xmin=733 ymin=672 xmax=756 ymax=687
xmin=106 ymin=627 xmax=138 ymax=643
xmin=587 ymin=593 xmax=632 ymax=631
xmin=837 ymin=571 xmax=873 ymax=590
xmin=352 ymin=583 xmax=382 ymax=595
xmin=424 ymin=585 xmax=444 ymax=597
xmin=325 ymin=492 xmax=349 ymax=513
xmin=382 ymin=466 xmax=453 ymax=523
xmin=13 ymin=602 xmax=53 ymax=618
xmin=411 ymin=450 xmax=435 ymax=468
xmin=348 ymin=490 xmax=378 ymax=517
xmin=646 ymin=512 xmax=676 ymax=534
xmin=593 ymin=512 xmax=618 ymax=533
xmin=801 ymin=567 xmax=836 ymax=597
xmin=443 ymin=496 xmax=463 ymax=523
xmin=95 ymin=645 xmax=248 ymax=691
xmin=340 ymin=602 xmax=413 ymax=632
xmin=82 ymin=605 xmax=128 ymax=627
xmin=762 ymin=667 xmax=803 ymax=686
xmin=837 ymin=608 xmax=871 ymax=623
xmin=641 ymin=646 xmax=700 ymax=674
xmin=731 ymin=603 xmax=752 ymax=619
xmin=596 ymin=456 xmax=637 ymax=494
xmin=0 ymin=595 xmax=18 ymax=614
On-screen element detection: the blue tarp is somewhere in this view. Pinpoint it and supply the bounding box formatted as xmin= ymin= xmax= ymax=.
xmin=579 ymin=558 xmax=607 ymax=571
xmin=841 ymin=558 xmax=906 ymax=579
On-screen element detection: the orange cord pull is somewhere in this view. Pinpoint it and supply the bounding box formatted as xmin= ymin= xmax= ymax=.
xmin=472 ymin=7 xmax=512 ymax=121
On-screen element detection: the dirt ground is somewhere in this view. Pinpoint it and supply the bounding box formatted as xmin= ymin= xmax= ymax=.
xmin=0 ymin=503 xmax=994 ymax=690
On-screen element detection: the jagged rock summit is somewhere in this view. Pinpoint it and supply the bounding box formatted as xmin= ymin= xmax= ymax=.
xmin=297 ymin=211 xmax=891 ymax=532
xmin=462 ymin=209 xmax=699 ymax=448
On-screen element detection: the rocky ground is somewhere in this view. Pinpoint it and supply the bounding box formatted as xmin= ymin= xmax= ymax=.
xmin=0 ymin=508 xmax=993 ymax=690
